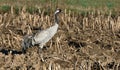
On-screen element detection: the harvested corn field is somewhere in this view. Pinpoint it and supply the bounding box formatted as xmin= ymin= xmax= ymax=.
xmin=0 ymin=4 xmax=120 ymax=70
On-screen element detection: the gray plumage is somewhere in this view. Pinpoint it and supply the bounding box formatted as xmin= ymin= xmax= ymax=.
xmin=22 ymin=9 xmax=61 ymax=53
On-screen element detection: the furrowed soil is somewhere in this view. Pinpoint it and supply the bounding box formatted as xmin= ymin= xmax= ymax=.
xmin=0 ymin=8 xmax=120 ymax=70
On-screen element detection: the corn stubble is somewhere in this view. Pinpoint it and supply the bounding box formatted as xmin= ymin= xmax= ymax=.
xmin=0 ymin=7 xmax=120 ymax=70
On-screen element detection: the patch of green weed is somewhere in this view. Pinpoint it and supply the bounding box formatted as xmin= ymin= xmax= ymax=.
xmin=0 ymin=5 xmax=11 ymax=13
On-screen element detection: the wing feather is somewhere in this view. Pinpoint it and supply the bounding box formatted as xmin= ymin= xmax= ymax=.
xmin=33 ymin=30 xmax=49 ymax=44
xmin=33 ymin=24 xmax=58 ymax=45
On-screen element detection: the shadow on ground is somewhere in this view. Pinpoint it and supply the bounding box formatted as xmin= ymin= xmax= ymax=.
xmin=0 ymin=48 xmax=23 ymax=55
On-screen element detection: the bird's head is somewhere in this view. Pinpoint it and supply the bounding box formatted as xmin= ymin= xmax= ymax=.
xmin=54 ymin=9 xmax=62 ymax=15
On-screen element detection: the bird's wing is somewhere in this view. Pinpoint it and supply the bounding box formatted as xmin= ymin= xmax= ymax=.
xmin=33 ymin=30 xmax=49 ymax=44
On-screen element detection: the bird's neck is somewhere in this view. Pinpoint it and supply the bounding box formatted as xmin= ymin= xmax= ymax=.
xmin=55 ymin=14 xmax=59 ymax=24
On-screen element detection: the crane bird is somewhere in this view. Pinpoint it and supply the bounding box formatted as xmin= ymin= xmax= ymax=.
xmin=21 ymin=9 xmax=61 ymax=56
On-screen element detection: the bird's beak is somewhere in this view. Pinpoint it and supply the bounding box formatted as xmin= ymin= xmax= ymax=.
xmin=61 ymin=11 xmax=63 ymax=13
xmin=60 ymin=11 xmax=64 ymax=15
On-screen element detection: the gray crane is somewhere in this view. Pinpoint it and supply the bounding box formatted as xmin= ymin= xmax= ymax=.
xmin=22 ymin=9 xmax=61 ymax=55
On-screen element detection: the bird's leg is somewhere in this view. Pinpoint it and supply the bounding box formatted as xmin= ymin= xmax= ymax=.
xmin=22 ymin=47 xmax=26 ymax=54
xmin=38 ymin=44 xmax=44 ymax=62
